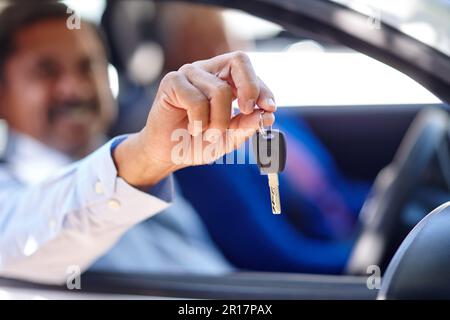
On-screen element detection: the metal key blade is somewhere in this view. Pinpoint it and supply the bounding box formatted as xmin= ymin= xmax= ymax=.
xmin=268 ymin=173 xmax=281 ymax=214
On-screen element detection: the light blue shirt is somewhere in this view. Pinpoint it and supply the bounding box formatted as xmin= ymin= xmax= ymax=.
xmin=0 ymin=130 xmax=232 ymax=284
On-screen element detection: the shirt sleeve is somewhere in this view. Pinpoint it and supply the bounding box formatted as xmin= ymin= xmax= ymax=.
xmin=0 ymin=135 xmax=173 ymax=284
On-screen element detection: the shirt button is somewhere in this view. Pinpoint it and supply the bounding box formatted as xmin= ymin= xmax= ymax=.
xmin=108 ymin=199 xmax=121 ymax=210
xmin=95 ymin=181 xmax=104 ymax=194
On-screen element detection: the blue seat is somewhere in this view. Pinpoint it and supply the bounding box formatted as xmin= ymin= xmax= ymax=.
xmin=175 ymin=109 xmax=370 ymax=274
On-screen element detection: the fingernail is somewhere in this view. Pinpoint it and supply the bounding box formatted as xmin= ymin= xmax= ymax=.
xmin=262 ymin=111 xmax=275 ymax=125
xmin=266 ymin=98 xmax=276 ymax=110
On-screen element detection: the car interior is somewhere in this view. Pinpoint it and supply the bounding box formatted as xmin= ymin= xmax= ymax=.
xmin=1 ymin=0 xmax=450 ymax=299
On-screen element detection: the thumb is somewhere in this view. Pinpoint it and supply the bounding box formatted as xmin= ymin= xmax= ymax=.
xmin=226 ymin=111 xmax=275 ymax=151
xmin=229 ymin=110 xmax=275 ymax=131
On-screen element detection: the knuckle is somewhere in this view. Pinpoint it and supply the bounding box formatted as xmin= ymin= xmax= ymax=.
xmin=179 ymin=63 xmax=196 ymax=75
xmin=232 ymin=51 xmax=250 ymax=64
xmin=191 ymin=61 xmax=203 ymax=68
xmin=161 ymin=71 xmax=182 ymax=85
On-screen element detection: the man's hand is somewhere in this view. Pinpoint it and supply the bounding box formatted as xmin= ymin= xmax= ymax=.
xmin=113 ymin=51 xmax=276 ymax=188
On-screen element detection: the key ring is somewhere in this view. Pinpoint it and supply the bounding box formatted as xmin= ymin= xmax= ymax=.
xmin=259 ymin=111 xmax=273 ymax=138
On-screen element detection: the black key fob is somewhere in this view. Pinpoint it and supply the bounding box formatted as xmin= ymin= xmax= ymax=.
xmin=252 ymin=129 xmax=287 ymax=175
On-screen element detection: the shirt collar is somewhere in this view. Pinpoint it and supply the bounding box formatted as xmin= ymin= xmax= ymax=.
xmin=5 ymin=130 xmax=72 ymax=185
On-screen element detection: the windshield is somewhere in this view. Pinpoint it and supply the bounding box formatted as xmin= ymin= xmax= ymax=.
xmin=331 ymin=0 xmax=450 ymax=57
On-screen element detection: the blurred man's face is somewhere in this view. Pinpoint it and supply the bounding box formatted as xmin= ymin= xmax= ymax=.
xmin=0 ymin=18 xmax=116 ymax=157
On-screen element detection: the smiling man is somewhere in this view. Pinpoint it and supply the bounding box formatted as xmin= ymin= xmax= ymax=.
xmin=0 ymin=11 xmax=115 ymax=159
xmin=0 ymin=2 xmax=275 ymax=283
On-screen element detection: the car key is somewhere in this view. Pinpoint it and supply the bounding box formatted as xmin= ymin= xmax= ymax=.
xmin=252 ymin=115 xmax=287 ymax=214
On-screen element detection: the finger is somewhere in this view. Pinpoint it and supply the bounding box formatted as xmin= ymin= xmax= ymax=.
xmin=196 ymin=52 xmax=260 ymax=115
xmin=229 ymin=110 xmax=275 ymax=131
xmin=227 ymin=111 xmax=275 ymax=151
xmin=256 ymin=77 xmax=276 ymax=112
xmin=160 ymin=71 xmax=209 ymax=136
xmin=180 ymin=64 xmax=233 ymax=134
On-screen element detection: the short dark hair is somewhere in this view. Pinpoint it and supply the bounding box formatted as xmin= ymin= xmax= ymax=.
xmin=0 ymin=1 xmax=109 ymax=81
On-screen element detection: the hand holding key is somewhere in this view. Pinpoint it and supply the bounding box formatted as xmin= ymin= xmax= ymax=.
xmin=113 ymin=51 xmax=276 ymax=188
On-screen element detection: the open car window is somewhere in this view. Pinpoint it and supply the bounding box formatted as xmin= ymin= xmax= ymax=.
xmin=73 ymin=0 xmax=442 ymax=108
xmin=220 ymin=7 xmax=443 ymax=107
xmin=81 ymin=0 xmax=446 ymax=280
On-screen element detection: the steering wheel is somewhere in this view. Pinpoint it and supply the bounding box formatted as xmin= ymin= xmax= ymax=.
xmin=346 ymin=107 xmax=449 ymax=275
